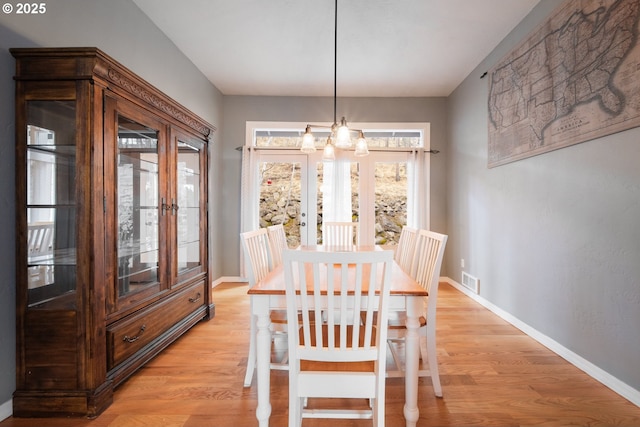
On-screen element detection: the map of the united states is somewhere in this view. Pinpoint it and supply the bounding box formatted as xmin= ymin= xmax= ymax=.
xmin=488 ymin=0 xmax=640 ymax=167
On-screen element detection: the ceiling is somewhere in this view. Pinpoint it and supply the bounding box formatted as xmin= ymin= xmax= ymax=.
xmin=132 ymin=0 xmax=540 ymax=97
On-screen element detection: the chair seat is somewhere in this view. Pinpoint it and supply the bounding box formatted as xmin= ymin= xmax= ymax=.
xmin=301 ymin=359 xmax=375 ymax=372
xmin=270 ymin=309 xmax=288 ymax=324
xmin=272 ymin=310 xmax=319 ymax=325
xmin=298 ymin=324 xmax=376 ymax=372
xmin=364 ymin=311 xmax=427 ymax=330
xmin=386 ymin=311 xmax=427 ymax=329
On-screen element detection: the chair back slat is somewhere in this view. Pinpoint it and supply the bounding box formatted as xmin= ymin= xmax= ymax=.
xmin=412 ymin=230 xmax=448 ymax=319
xmin=240 ymin=228 xmax=272 ymax=286
xmin=28 ymin=222 xmax=55 ymax=258
xmin=395 ymin=226 xmax=418 ymax=273
xmin=267 ymin=224 xmax=287 ymax=268
xmin=413 ymin=230 xmax=446 ymax=292
xmin=323 ymin=221 xmax=359 ymax=247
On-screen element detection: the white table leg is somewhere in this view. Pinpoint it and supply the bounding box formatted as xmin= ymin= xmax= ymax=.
xmin=253 ymin=295 xmax=272 ymax=427
xmin=403 ymin=296 xmax=421 ymax=427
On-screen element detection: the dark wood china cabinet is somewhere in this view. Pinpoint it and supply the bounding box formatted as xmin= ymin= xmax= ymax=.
xmin=11 ymin=47 xmax=214 ymax=417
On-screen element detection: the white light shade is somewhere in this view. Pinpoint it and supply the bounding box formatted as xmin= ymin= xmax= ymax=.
xmin=335 ymin=117 xmax=351 ymax=148
xmin=323 ymin=137 xmax=335 ymax=161
xmin=354 ymin=132 xmax=369 ymax=157
xmin=301 ymin=126 xmax=316 ymax=153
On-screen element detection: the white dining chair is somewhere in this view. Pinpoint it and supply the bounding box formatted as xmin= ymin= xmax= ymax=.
xmin=282 ymin=248 xmax=394 ymax=427
xmin=27 ymin=222 xmax=55 ymax=288
xmin=267 ymin=223 xmax=287 ymax=268
xmin=386 ymin=229 xmax=448 ymax=397
xmin=323 ymin=221 xmax=359 ymax=247
xmin=394 ymin=226 xmax=418 ymax=274
xmin=240 ymin=228 xmax=288 ymax=387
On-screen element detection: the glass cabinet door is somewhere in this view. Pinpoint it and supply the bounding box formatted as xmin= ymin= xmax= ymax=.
xmin=173 ymin=134 xmax=206 ymax=283
xmin=26 ymin=100 xmax=77 ymax=307
xmin=116 ymin=115 xmax=160 ymax=297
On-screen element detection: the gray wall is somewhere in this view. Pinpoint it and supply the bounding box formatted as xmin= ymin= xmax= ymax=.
xmin=220 ymin=95 xmax=448 ymax=275
xmin=1 ymin=0 xmax=637 ymax=417
xmin=0 ymin=0 xmax=223 ymax=411
xmin=446 ymin=0 xmax=640 ymax=392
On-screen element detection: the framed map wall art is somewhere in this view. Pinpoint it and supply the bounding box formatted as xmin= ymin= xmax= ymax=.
xmin=487 ymin=0 xmax=640 ymax=168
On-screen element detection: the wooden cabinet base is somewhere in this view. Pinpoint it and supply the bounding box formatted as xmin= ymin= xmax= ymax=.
xmin=12 ymin=381 xmax=113 ymax=418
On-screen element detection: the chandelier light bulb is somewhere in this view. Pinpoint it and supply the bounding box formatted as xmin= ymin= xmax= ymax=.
xmin=300 ymin=125 xmax=316 ymax=153
xmin=322 ymin=136 xmax=336 ymax=161
xmin=335 ymin=117 xmax=351 ymax=148
xmin=354 ymin=131 xmax=369 ymax=157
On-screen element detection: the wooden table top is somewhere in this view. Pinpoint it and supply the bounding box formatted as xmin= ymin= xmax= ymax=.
xmin=248 ymin=245 xmax=427 ymax=297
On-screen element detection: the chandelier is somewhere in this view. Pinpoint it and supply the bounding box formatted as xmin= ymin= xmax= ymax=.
xmin=299 ymin=0 xmax=369 ymax=160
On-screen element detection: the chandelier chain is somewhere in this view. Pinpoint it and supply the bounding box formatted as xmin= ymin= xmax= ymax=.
xmin=334 ymin=0 xmax=338 ymax=125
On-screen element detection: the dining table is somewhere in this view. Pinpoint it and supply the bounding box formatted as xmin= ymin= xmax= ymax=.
xmin=247 ymin=244 xmax=428 ymax=427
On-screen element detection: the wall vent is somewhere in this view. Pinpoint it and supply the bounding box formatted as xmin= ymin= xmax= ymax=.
xmin=461 ymin=271 xmax=479 ymax=293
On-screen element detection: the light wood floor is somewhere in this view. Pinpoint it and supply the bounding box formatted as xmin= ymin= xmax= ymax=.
xmin=2 ymin=282 xmax=640 ymax=427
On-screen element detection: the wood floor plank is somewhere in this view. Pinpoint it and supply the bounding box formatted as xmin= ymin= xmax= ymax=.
xmin=1 ymin=282 xmax=639 ymax=426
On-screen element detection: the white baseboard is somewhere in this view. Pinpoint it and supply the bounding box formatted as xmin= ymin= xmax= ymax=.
xmin=0 ymin=399 xmax=11 ymax=422
xmin=212 ymin=276 xmax=247 ymax=289
xmin=443 ymin=277 xmax=640 ymax=408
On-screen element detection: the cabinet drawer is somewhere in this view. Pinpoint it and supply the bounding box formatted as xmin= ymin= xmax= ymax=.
xmin=107 ymin=282 xmax=205 ymax=369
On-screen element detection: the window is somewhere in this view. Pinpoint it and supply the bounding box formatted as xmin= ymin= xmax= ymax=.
xmin=241 ymin=122 xmax=431 ymax=248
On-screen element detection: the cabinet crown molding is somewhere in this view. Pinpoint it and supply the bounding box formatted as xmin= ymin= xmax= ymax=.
xmin=10 ymin=47 xmax=216 ymax=140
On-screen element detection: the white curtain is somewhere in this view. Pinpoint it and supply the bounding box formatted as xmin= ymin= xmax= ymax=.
xmin=239 ymin=146 xmax=260 ymax=278
xmin=407 ymin=148 xmax=429 ymax=230
xmin=321 ymin=154 xmax=352 ymax=223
